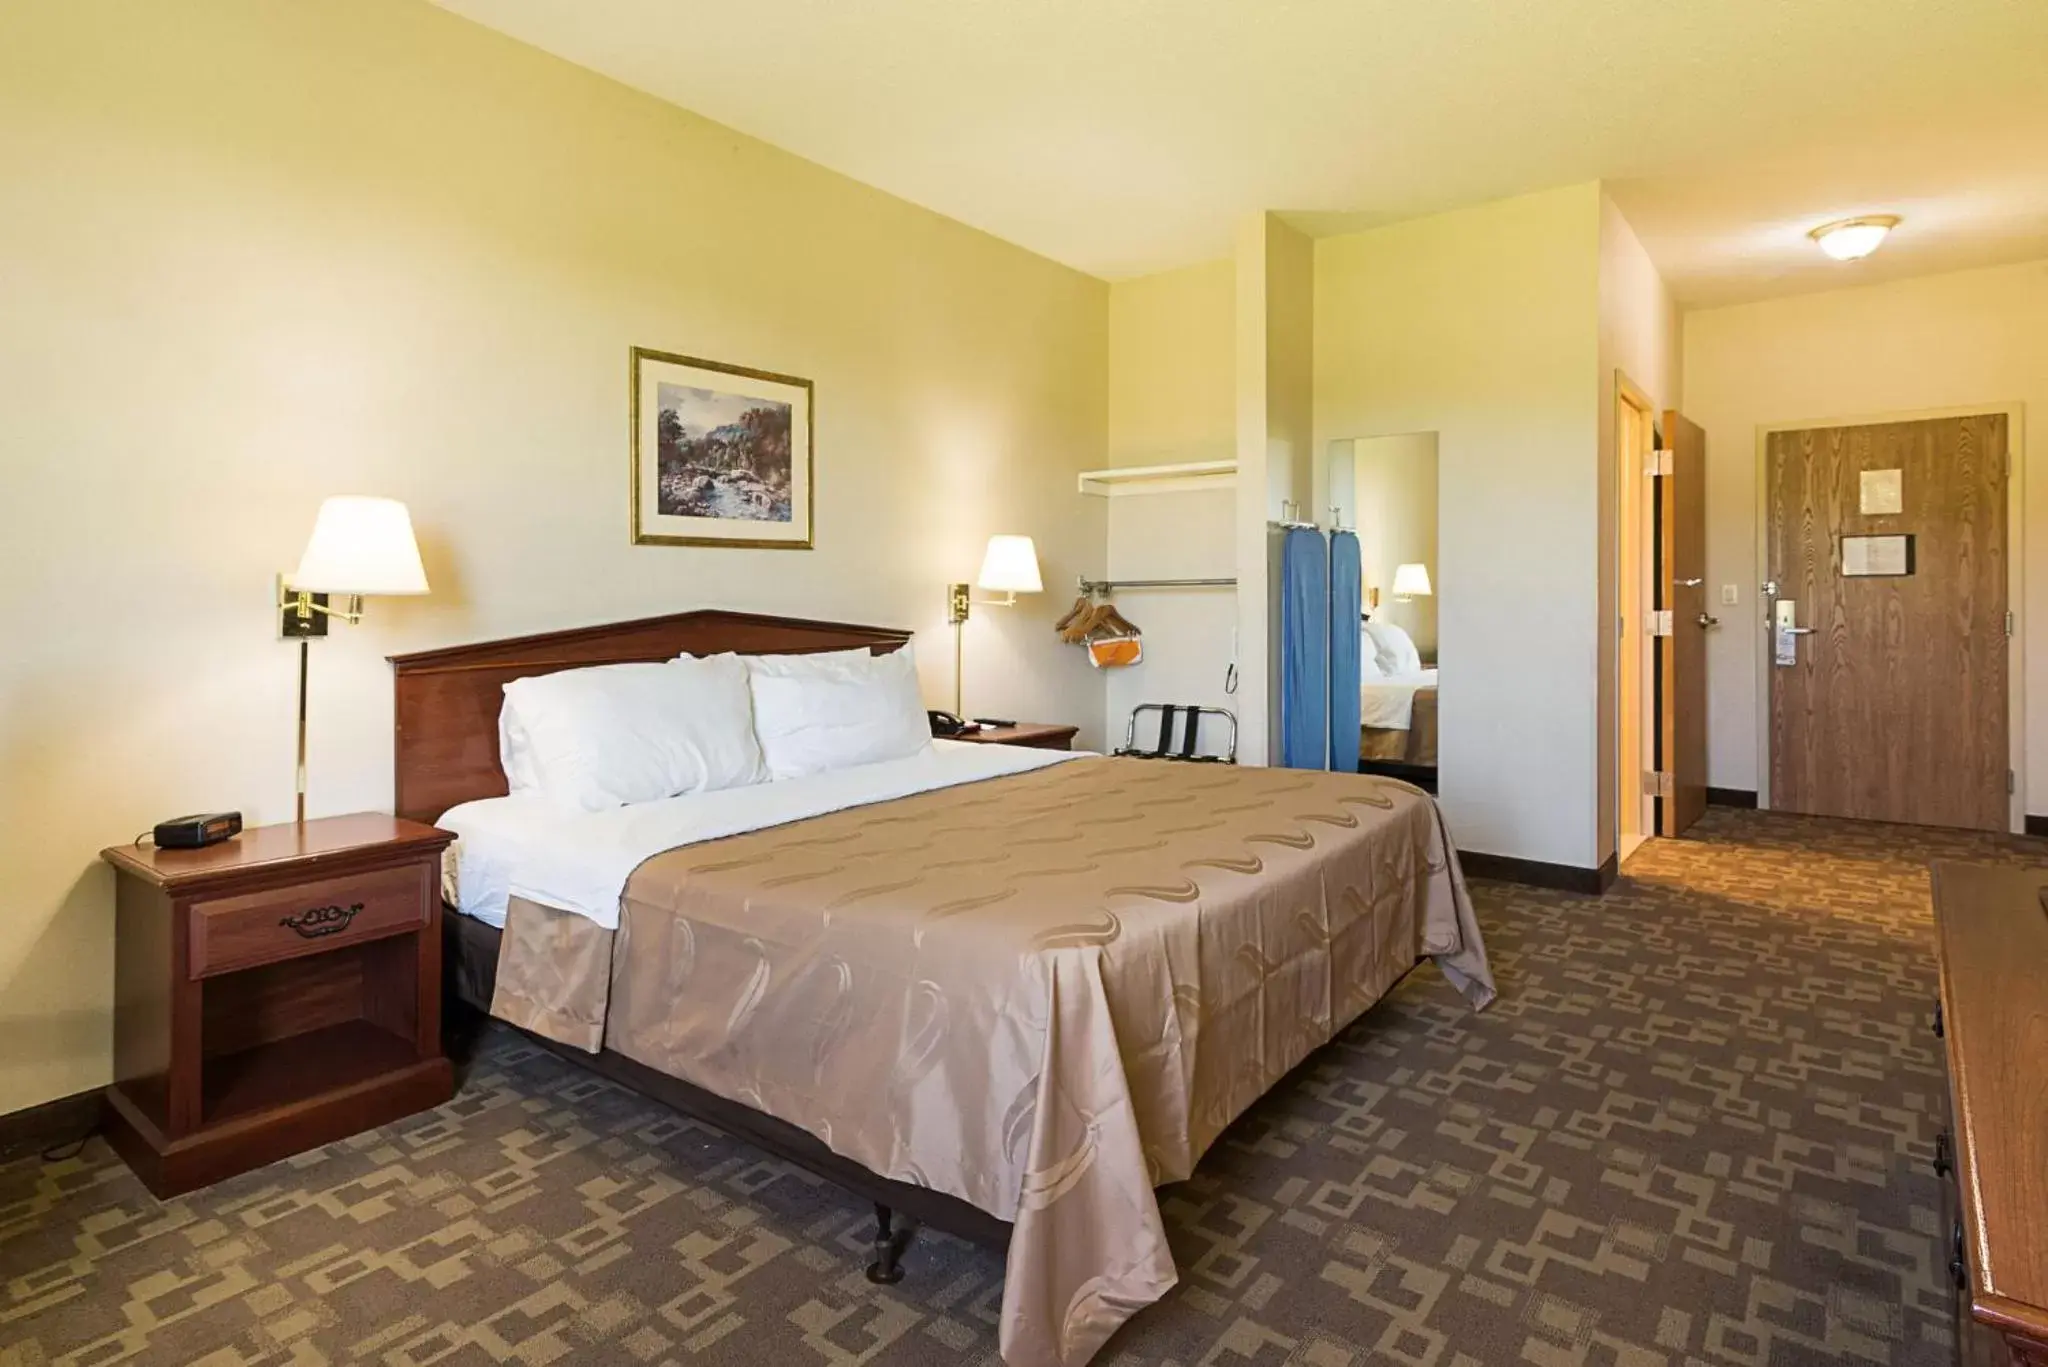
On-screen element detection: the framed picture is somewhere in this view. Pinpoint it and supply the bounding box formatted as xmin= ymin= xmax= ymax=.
xmin=630 ymin=346 xmax=814 ymax=549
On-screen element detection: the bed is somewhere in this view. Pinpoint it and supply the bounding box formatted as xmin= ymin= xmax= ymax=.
xmin=1360 ymin=668 xmax=1438 ymax=766
xmin=394 ymin=608 xmax=1494 ymax=1367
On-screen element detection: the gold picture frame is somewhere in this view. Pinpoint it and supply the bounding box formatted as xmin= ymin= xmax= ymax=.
xmin=629 ymin=346 xmax=815 ymax=549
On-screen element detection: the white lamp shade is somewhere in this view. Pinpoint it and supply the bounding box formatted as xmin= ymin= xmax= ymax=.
xmin=291 ymin=496 xmax=429 ymax=595
xmin=1391 ymin=562 xmax=1433 ymax=597
xmin=976 ymin=535 xmax=1043 ymax=594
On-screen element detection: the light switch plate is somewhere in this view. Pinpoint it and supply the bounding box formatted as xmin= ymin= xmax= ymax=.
xmin=1721 ymin=584 xmax=1739 ymax=605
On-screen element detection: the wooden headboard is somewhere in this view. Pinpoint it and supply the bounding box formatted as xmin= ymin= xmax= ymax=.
xmin=388 ymin=608 xmax=913 ymax=825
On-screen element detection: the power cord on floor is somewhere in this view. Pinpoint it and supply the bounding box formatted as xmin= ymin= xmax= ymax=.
xmin=41 ymin=1133 xmax=92 ymax=1163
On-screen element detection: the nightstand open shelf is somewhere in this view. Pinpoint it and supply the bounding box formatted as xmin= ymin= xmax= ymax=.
xmin=203 ymin=1019 xmax=420 ymax=1126
xmin=101 ymin=814 xmax=455 ymax=1196
xmin=195 ymin=935 xmax=429 ymax=1125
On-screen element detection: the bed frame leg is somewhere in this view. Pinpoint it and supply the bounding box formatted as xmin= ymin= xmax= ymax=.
xmin=865 ymin=1202 xmax=907 ymax=1284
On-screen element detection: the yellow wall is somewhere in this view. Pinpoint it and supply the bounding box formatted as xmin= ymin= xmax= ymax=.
xmin=1232 ymin=214 xmax=1317 ymax=765
xmin=1595 ymin=195 xmax=1683 ymax=861
xmin=1315 ymin=184 xmax=1603 ymax=866
xmin=0 ymin=0 xmax=1108 ymax=1112
xmin=1103 ymin=262 xmax=1237 ymax=748
xmin=1107 ymin=260 xmax=1236 ymax=465
xmin=1685 ymin=258 xmax=2048 ymax=804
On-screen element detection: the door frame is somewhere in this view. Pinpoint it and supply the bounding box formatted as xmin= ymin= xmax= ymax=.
xmin=1750 ymin=401 xmax=2027 ymax=831
xmin=1615 ymin=374 xmax=1661 ymax=859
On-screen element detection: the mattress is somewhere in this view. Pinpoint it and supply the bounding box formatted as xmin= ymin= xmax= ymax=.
xmin=437 ymin=790 xmax=562 ymax=928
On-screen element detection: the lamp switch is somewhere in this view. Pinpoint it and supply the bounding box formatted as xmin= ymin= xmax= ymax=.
xmin=1721 ymin=584 xmax=1739 ymax=606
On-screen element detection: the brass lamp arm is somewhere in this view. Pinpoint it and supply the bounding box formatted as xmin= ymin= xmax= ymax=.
xmin=281 ymin=586 xmax=366 ymax=626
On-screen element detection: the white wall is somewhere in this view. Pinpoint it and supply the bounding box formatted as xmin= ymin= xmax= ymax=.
xmin=1316 ymin=184 xmax=1603 ymax=866
xmin=1104 ymin=492 xmax=1239 ymax=753
xmin=0 ymin=0 xmax=1108 ymax=1112
xmin=1104 ymin=261 xmax=1239 ymax=750
xmin=1685 ymin=258 xmax=2048 ymax=804
xmin=1596 ymin=195 xmax=1683 ymax=860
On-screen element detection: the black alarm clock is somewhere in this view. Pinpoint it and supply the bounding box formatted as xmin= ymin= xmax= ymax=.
xmin=153 ymin=812 xmax=243 ymax=849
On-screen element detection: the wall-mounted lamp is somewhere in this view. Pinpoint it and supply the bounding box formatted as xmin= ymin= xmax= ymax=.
xmin=948 ymin=535 xmax=1042 ymax=713
xmin=278 ymin=496 xmax=429 ymax=822
xmin=1391 ymin=562 xmax=1433 ymax=603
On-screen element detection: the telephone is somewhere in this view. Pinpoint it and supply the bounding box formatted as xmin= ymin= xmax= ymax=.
xmin=927 ymin=709 xmax=970 ymax=737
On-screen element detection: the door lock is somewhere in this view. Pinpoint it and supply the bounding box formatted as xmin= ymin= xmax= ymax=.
xmin=1697 ymin=613 xmax=1720 ymax=629
xmin=1774 ymin=599 xmax=1813 ymax=667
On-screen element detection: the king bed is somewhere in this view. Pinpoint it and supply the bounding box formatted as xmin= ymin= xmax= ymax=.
xmin=395 ymin=608 xmax=1495 ymax=1367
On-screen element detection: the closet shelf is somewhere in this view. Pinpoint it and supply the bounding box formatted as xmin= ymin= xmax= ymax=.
xmin=1076 ymin=460 xmax=1237 ymax=496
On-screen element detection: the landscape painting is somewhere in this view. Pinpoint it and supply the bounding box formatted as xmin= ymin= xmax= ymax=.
xmin=631 ymin=348 xmax=814 ymax=549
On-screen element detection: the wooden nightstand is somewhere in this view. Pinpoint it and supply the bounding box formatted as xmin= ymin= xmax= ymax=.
xmin=99 ymin=813 xmax=456 ymax=1197
xmin=943 ymin=722 xmax=1080 ymax=751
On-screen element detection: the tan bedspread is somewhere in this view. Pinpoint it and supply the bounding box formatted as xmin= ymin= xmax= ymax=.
xmin=494 ymin=756 xmax=1492 ymax=1366
xmin=1361 ymin=684 xmax=1438 ymax=765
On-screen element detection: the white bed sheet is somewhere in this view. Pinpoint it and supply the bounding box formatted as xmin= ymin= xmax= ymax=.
xmin=439 ymin=790 xmax=565 ymax=929
xmin=439 ymin=738 xmax=1084 ymax=931
xmin=1360 ymin=668 xmax=1438 ymax=730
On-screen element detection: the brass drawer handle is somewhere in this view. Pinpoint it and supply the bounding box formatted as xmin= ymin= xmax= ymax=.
xmin=279 ymin=902 xmax=363 ymax=939
xmin=1933 ymin=1130 xmax=1952 ymax=1178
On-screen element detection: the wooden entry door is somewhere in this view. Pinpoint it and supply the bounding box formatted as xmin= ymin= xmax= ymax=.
xmin=1659 ymin=411 xmax=1708 ymax=836
xmin=1765 ymin=414 xmax=2009 ymax=830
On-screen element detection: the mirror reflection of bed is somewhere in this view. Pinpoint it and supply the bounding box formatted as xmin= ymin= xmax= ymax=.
xmin=1335 ymin=432 xmax=1439 ymax=791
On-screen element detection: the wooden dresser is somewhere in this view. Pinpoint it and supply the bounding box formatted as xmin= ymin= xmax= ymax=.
xmin=1930 ymin=862 xmax=2048 ymax=1367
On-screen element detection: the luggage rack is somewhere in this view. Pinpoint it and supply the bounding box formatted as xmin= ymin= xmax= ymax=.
xmin=1114 ymin=703 xmax=1238 ymax=764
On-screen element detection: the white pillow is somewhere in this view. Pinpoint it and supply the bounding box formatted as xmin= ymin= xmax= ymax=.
xmin=745 ymin=646 xmax=932 ymax=779
xmin=498 ymin=706 xmax=542 ymax=791
xmin=500 ymin=655 xmax=767 ymax=812
xmin=1364 ymin=620 xmax=1422 ymax=677
xmin=1357 ymin=635 xmax=1387 ymax=681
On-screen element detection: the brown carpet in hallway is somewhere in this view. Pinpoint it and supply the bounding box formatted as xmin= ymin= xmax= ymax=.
xmin=4 ymin=808 xmax=2036 ymax=1366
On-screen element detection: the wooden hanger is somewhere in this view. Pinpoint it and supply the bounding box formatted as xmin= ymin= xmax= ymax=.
xmin=1054 ymin=595 xmax=1093 ymax=635
xmin=1090 ymin=602 xmax=1142 ymax=639
xmin=1062 ymin=602 xmax=1106 ymax=644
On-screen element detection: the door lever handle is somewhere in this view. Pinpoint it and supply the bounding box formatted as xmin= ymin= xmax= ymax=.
xmin=1783 ymin=626 xmax=1814 ymax=635
xmin=1697 ymin=614 xmax=1720 ymax=629
xmin=1678 ymin=577 xmax=1704 ymax=587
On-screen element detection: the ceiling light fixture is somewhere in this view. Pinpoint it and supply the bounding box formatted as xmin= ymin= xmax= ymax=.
xmin=1809 ymin=215 xmax=1899 ymax=261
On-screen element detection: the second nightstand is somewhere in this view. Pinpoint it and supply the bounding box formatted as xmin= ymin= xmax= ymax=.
xmin=942 ymin=722 xmax=1080 ymax=751
xmin=100 ymin=813 xmax=455 ymax=1197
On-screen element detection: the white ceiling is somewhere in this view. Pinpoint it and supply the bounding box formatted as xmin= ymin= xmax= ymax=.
xmin=433 ymin=0 xmax=2048 ymax=306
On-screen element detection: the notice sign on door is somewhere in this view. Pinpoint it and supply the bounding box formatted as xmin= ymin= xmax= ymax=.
xmin=1859 ymin=468 xmax=1904 ymax=515
xmin=1843 ymin=533 xmax=1914 ymax=576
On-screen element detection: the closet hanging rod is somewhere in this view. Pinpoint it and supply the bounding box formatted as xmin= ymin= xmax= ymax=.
xmin=1078 ymin=575 xmax=1237 ymax=594
xmin=1268 ymin=518 xmax=1321 ymax=531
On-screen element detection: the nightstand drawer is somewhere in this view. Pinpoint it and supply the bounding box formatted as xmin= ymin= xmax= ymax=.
xmin=189 ymin=861 xmax=430 ymax=979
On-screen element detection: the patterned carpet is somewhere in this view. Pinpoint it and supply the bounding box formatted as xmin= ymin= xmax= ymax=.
xmin=4 ymin=807 xmax=2037 ymax=1367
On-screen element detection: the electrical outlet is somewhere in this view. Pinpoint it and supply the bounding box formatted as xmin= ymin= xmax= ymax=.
xmin=1721 ymin=584 xmax=1739 ymax=606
